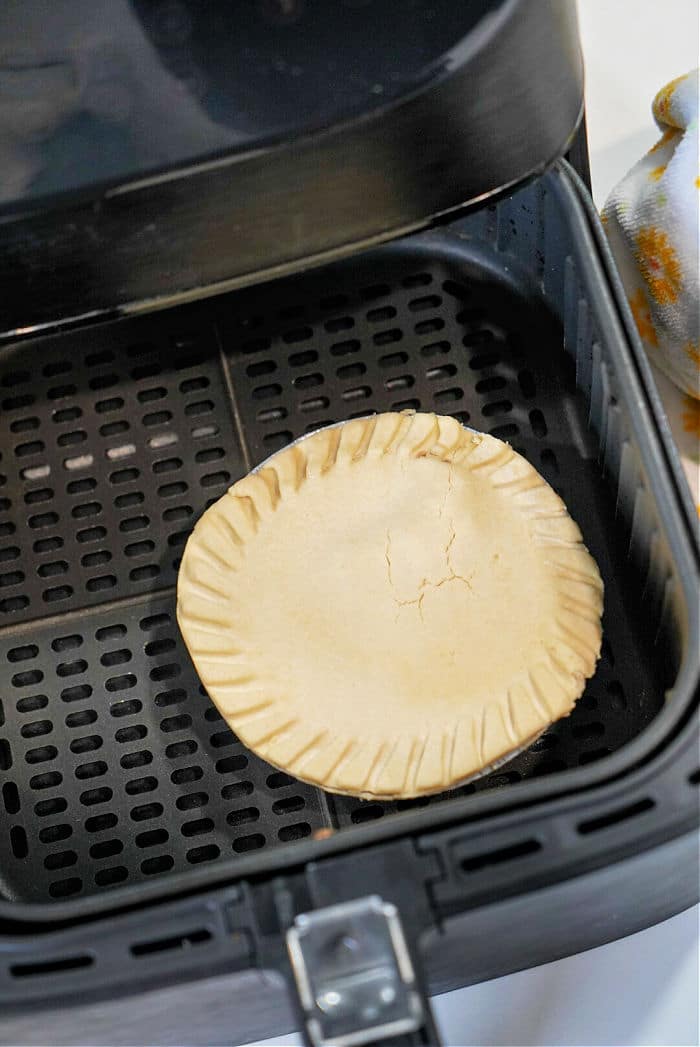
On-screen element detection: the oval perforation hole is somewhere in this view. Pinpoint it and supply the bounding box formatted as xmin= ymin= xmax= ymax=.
xmin=221 ymin=781 xmax=253 ymax=801
xmin=154 ymin=688 xmax=186 ymax=709
xmin=25 ymin=487 xmax=54 ymax=506
xmin=110 ymin=699 xmax=142 ymax=718
xmin=20 ymin=720 xmax=52 ymax=739
xmin=490 ymin=424 xmax=519 ymax=440
xmin=10 ymin=825 xmax=29 ymax=858
xmin=70 ymin=734 xmax=102 ymax=755
xmin=482 ymin=399 xmax=512 ymax=417
xmin=39 ymin=823 xmax=72 ymax=844
xmin=89 ymin=838 xmax=123 ymax=860
xmin=120 ymin=749 xmax=153 ymax=770
xmin=200 ymin=471 xmax=230 ymax=488
xmin=48 ymin=878 xmax=82 ymax=897
xmin=529 ymin=409 xmax=548 ymax=438
xmin=408 ymin=295 xmax=441 ymax=312
xmin=209 ymin=729 xmax=235 ymax=749
xmin=160 ymin=714 xmax=191 ymax=734
xmin=181 ymin=817 xmax=214 ymax=837
xmin=246 ymin=360 xmax=276 ymax=378
xmin=176 ymin=792 xmax=209 ymax=811
xmin=420 ymin=341 xmax=450 ymax=358
xmin=12 ymin=669 xmax=44 ymax=688
xmin=263 ymin=431 xmax=292 ymax=450
xmin=300 ymin=396 xmax=330 ymax=413
xmin=34 ymin=796 xmax=67 ymax=817
xmin=141 ymin=855 xmax=174 ymax=875
xmin=186 ymin=844 xmax=220 ymax=864
xmin=350 ymin=804 xmax=384 ymax=824
xmin=137 ymin=386 xmax=166 ymax=404
xmin=266 ymin=771 xmax=294 ymax=789
xmin=66 ymin=709 xmax=97 ymax=728
xmin=95 ymin=866 xmax=128 ymax=886
xmin=105 ymin=674 xmax=136 ymax=692
xmin=67 ymin=478 xmax=97 ymax=496
xmin=0 ymin=739 xmax=12 ymax=770
xmin=336 ymin=362 xmax=366 ymax=381
xmin=43 ymin=584 xmax=74 ymax=604
xmin=136 ymin=828 xmax=169 ymax=848
xmin=115 ymin=724 xmax=147 ymax=743
xmin=0 ymin=568 xmax=24 ymax=588
xmin=468 ymin=351 xmax=499 ymax=370
xmin=38 ymin=560 xmax=69 ymax=578
xmin=165 ymin=740 xmax=197 ymax=759
xmin=61 ymin=684 xmax=92 ymax=704
xmin=58 ymin=430 xmax=88 ymax=448
xmin=8 ymin=644 xmax=38 ymax=663
xmin=130 ymin=802 xmax=164 ymax=822
xmin=75 ymin=760 xmax=108 ymax=780
xmin=232 ymin=833 xmax=264 ymax=853
xmin=85 ymin=813 xmax=118 ymax=833
xmin=172 ymin=766 xmax=203 ymax=785
xmin=256 ymin=406 xmax=287 ymax=424
xmin=226 ymin=806 xmax=259 ymax=828
xmin=151 ymin=664 xmax=181 ymax=684
xmin=215 ymin=754 xmax=247 ymax=774
xmin=540 ymin=448 xmax=559 ymax=475
xmin=143 ymin=638 xmax=176 ymax=659
xmin=426 ymin=364 xmax=457 ymax=381
xmin=17 ymin=695 xmax=48 ymax=714
xmin=26 ymin=745 xmax=58 ymax=765
xmin=415 ymin=318 xmax=444 ymax=336
xmin=125 ymin=776 xmax=158 ymax=795
xmin=272 ymin=795 xmax=305 ymax=815
xmin=278 ymin=822 xmax=311 ymax=842
xmin=115 ymin=492 xmax=144 ymax=510
xmin=44 ymin=849 xmax=77 ymax=870
xmin=130 ymin=565 xmax=160 ymax=582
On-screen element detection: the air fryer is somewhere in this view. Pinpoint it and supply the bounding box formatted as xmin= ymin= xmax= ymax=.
xmin=0 ymin=3 xmax=697 ymax=1046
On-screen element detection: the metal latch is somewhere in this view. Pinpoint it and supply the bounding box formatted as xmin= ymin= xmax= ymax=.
xmin=286 ymin=895 xmax=425 ymax=1047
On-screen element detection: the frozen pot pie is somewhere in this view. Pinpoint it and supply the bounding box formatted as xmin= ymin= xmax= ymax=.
xmin=177 ymin=412 xmax=603 ymax=799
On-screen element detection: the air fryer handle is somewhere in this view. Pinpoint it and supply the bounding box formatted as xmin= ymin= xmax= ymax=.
xmin=281 ymin=893 xmax=441 ymax=1047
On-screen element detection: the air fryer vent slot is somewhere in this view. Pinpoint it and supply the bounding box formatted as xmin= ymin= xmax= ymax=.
xmin=578 ymin=798 xmax=656 ymax=835
xmin=10 ymin=954 xmax=93 ymax=979
xmin=460 ymin=838 xmax=542 ymax=874
xmin=130 ymin=928 xmax=212 ymax=957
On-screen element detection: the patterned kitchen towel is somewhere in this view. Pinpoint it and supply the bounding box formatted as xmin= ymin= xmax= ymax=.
xmin=602 ymin=69 xmax=699 ymax=514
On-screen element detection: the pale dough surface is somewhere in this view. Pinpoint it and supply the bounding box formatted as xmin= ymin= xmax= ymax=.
xmin=177 ymin=413 xmax=603 ymax=798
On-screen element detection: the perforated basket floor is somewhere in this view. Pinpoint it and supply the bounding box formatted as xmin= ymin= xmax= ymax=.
xmin=0 ymin=241 xmax=664 ymax=903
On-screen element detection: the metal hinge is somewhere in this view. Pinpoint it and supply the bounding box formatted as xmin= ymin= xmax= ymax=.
xmin=286 ymin=895 xmax=427 ymax=1047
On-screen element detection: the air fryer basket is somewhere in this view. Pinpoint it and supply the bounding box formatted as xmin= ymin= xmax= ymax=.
xmin=0 ymin=163 xmax=696 ymax=918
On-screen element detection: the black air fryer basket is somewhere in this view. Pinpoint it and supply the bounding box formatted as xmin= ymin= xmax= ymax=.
xmin=0 ymin=2 xmax=697 ymax=1045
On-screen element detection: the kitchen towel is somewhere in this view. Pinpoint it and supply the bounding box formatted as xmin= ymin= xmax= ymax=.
xmin=602 ymin=69 xmax=699 ymax=513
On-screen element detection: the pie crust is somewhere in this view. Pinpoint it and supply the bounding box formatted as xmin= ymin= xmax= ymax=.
xmin=177 ymin=413 xmax=603 ymax=799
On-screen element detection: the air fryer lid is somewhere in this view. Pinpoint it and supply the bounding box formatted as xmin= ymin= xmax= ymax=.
xmin=0 ymin=0 xmax=583 ymax=338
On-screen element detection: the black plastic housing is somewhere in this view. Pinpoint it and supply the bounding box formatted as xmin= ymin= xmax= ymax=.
xmin=0 ymin=0 xmax=583 ymax=339
xmin=0 ymin=166 xmax=697 ymax=1045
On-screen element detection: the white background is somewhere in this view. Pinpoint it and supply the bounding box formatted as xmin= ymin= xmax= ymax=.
xmin=243 ymin=2 xmax=700 ymax=1044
